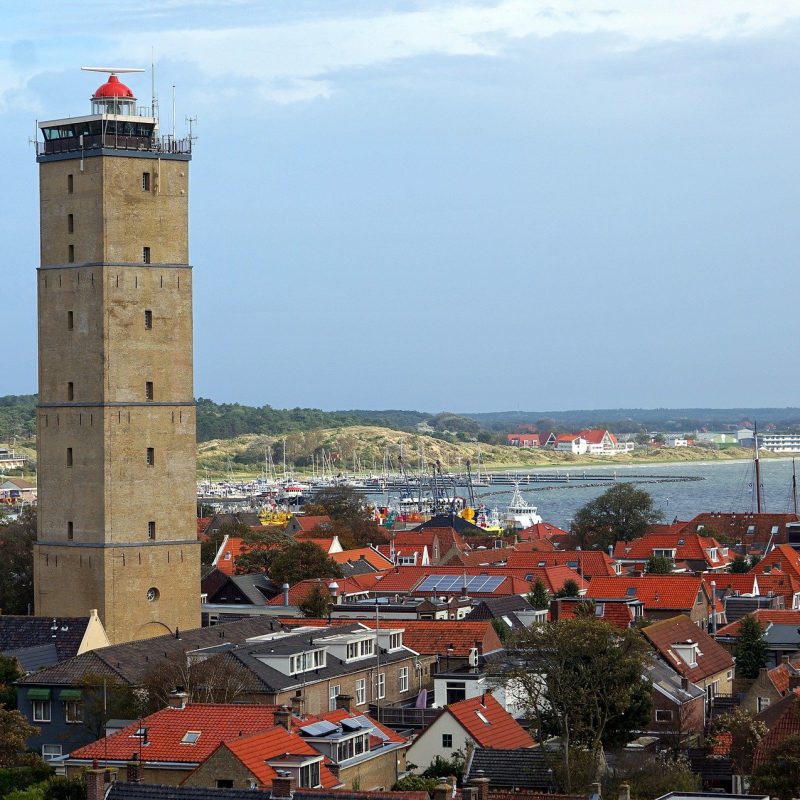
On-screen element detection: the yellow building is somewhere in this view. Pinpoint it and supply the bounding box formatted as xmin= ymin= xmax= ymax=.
xmin=33 ymin=69 xmax=200 ymax=644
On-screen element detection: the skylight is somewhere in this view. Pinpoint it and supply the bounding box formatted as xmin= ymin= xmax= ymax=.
xmin=475 ymin=711 xmax=490 ymax=725
xmin=181 ymin=731 xmax=201 ymax=744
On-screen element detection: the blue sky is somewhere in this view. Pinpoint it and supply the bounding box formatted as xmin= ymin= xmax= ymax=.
xmin=3 ymin=1 xmax=800 ymax=412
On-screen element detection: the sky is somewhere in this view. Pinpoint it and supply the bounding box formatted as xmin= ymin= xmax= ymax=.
xmin=2 ymin=1 xmax=800 ymax=413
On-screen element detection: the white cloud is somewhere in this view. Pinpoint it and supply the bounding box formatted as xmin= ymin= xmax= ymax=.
xmin=3 ymin=0 xmax=800 ymax=108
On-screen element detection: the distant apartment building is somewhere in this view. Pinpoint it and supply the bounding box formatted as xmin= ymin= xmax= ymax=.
xmin=758 ymin=433 xmax=800 ymax=453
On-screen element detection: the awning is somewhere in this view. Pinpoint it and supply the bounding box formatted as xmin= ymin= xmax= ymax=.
xmin=27 ymin=688 xmax=51 ymax=700
xmin=59 ymin=689 xmax=81 ymax=700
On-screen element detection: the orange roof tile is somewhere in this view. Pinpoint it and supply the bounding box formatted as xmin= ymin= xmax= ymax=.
xmin=506 ymin=551 xmax=617 ymax=579
xmin=717 ymin=609 xmax=800 ymax=638
xmin=555 ymin=598 xmax=635 ymax=629
xmin=586 ymin=575 xmax=708 ymax=611
xmin=69 ymin=704 xmax=286 ymax=765
xmin=614 ymin=532 xmax=732 ymax=568
xmin=267 ymin=577 xmax=371 ymax=606
xmin=330 ymin=547 xmax=394 ymax=570
xmin=293 ymin=516 xmax=333 ymax=533
xmin=446 ymin=694 xmax=534 ymax=749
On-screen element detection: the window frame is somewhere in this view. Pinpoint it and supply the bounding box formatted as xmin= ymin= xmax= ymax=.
xmin=377 ymin=671 xmax=386 ymax=700
xmin=399 ymin=666 xmax=409 ymax=693
xmin=442 ymin=733 xmax=453 ymax=749
xmin=355 ymin=678 xmax=366 ymax=705
xmin=32 ymin=700 xmax=51 ymax=723
xmin=64 ymin=700 xmax=83 ymax=724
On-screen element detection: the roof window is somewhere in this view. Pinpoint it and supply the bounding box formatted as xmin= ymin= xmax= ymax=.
xmin=181 ymin=731 xmax=201 ymax=744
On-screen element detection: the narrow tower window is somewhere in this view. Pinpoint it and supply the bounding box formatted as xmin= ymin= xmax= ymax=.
xmin=67 ymin=214 xmax=74 ymax=234
xmin=67 ymin=382 xmax=74 ymax=401
xmin=68 ymin=245 xmax=75 ymax=263
xmin=66 ymin=447 xmax=73 ymax=467
xmin=142 ymin=246 xmax=151 ymax=264
xmin=146 ymin=447 xmax=155 ymax=466
xmin=67 ymin=311 xmax=74 ymax=330
xmin=67 ymin=521 xmax=74 ymax=540
xmin=145 ymin=381 xmax=154 ymax=401
xmin=67 ymin=174 xmax=74 ymax=193
xmin=148 ymin=521 xmax=156 ymax=540
xmin=142 ymin=172 xmax=151 ymax=191
xmin=144 ymin=309 xmax=153 ymax=329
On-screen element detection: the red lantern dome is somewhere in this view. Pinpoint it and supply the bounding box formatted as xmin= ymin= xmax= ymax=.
xmin=93 ymin=74 xmax=135 ymax=100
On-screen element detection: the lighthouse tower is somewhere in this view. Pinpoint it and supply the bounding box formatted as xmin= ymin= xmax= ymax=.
xmin=33 ymin=70 xmax=200 ymax=643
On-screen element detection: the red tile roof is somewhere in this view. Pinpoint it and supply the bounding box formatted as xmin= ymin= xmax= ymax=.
xmin=293 ymin=516 xmax=333 ymax=533
xmin=716 ymin=609 xmax=800 ymax=638
xmin=577 ymin=429 xmax=617 ymax=446
xmin=685 ymin=513 xmax=800 ymax=545
xmin=517 ymin=522 xmax=571 ymax=543
xmin=614 ymin=533 xmax=732 ymax=569
xmin=330 ymin=547 xmax=394 ymax=570
xmin=642 ymin=615 xmax=734 ymax=682
xmin=709 ymin=571 xmax=800 ymax=607
xmin=586 ymin=575 xmax=708 ymax=612
xmin=278 ymin=618 xmax=503 ymax=657
xmin=214 ymin=536 xmax=334 ymax=576
xmin=555 ymin=598 xmax=635 ymax=629
xmin=267 ymin=576 xmax=372 ymax=606
xmin=214 ymin=726 xmax=340 ymax=789
xmin=445 ymin=694 xmax=534 ymax=749
xmin=751 ymin=544 xmax=800 ymax=581
xmin=513 ymin=539 xmax=557 ymax=552
xmin=506 ymin=551 xmax=617 ymax=579
xmin=68 ymin=704 xmax=286 ymax=765
xmin=768 ymin=662 xmax=795 ymax=695
xmin=754 ymin=690 xmax=800 ymax=767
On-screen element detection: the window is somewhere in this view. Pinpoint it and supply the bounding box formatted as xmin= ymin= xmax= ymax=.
xmin=68 ymin=244 xmax=75 ymax=263
xmin=32 ymin=700 xmax=51 ymax=723
xmin=655 ymin=709 xmax=673 ymax=722
xmin=389 ymin=633 xmax=402 ymax=650
xmin=144 ymin=309 xmax=153 ymax=329
xmin=67 ymin=310 xmax=74 ymax=330
xmin=146 ymin=447 xmax=155 ymax=466
xmin=67 ymin=521 xmax=73 ymax=540
xmin=355 ymin=678 xmax=366 ymax=705
xmin=143 ymin=246 xmax=151 ymax=264
xmin=145 ymin=381 xmax=154 ymax=401
xmin=148 ymin=521 xmax=156 ymax=540
xmin=64 ymin=701 xmax=83 ymax=723
xmin=216 ymin=781 xmax=234 ymax=789
xmin=329 ymin=684 xmax=341 ymax=711
xmin=67 ymin=213 xmax=74 ymax=234
xmin=181 ymin=731 xmax=201 ymax=744
xmin=758 ymin=697 xmax=770 ymax=712
xmin=360 ymin=638 xmax=374 ymax=657
xmin=442 ymin=733 xmax=453 ymax=749
xmin=399 ymin=667 xmax=409 ymax=693
xmin=377 ymin=672 xmax=385 ymax=699
xmin=347 ymin=643 xmax=358 ymax=660
xmin=142 ymin=172 xmax=151 ymax=191
xmin=446 ymin=681 xmax=466 ymax=705
xmin=67 ymin=382 xmax=74 ymax=401
xmin=67 ymin=174 xmax=73 ymax=193
xmin=66 ymin=447 xmax=73 ymax=466
xmin=299 ymin=761 xmax=321 ymax=788
xmin=42 ymin=744 xmax=62 ymax=762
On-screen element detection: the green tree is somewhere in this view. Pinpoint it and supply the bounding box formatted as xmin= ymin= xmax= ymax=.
xmin=78 ymin=675 xmax=141 ymax=741
xmin=500 ymin=617 xmax=652 ymax=789
xmin=0 ymin=707 xmax=42 ymax=768
xmin=573 ymin=599 xmax=597 ymax=618
xmin=554 ymin=578 xmax=580 ymax=598
xmin=710 ymin=707 xmax=767 ymax=777
xmin=42 ymin=777 xmax=87 ymax=800
xmin=302 ymin=486 xmax=388 ymax=549
xmin=572 ymin=484 xmax=663 ymax=550
xmin=734 ymin=615 xmax=769 ymax=680
xmin=0 ymin=655 xmax=22 ymax=709
xmin=0 ymin=507 xmax=36 ymax=615
xmin=729 ymin=555 xmax=751 ymax=574
xmin=646 ymin=554 xmax=673 ymax=574
xmin=528 ymin=578 xmax=550 ymax=610
xmin=267 ymin=541 xmax=343 ymax=586
xmin=392 ymin=776 xmax=438 ymax=792
xmin=751 ymin=735 xmax=800 ymax=800
xmin=233 ymin=529 xmax=294 ymax=575
xmin=299 ymin=584 xmax=332 ymax=618
xmin=603 ymin=752 xmax=700 ymax=800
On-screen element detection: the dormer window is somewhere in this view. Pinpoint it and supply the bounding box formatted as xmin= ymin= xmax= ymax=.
xmin=346 ymin=638 xmax=374 ymax=661
xmin=290 ymin=649 xmax=326 ymax=674
xmin=672 ymin=641 xmax=699 ymax=667
xmin=389 ymin=633 xmax=402 ymax=651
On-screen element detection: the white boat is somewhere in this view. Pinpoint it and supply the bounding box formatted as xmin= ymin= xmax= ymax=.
xmin=505 ymin=484 xmax=543 ymax=529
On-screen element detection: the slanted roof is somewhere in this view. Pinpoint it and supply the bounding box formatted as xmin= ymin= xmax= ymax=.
xmin=445 ymin=693 xmax=534 ymax=749
xmin=716 ymin=609 xmax=800 ymax=638
xmin=465 ymin=746 xmax=553 ymax=789
xmin=330 ymin=547 xmax=394 ymax=571
xmin=0 ymin=616 xmax=94 ymax=663
xmin=614 ymin=533 xmax=732 ymax=569
xmin=754 ymin=689 xmax=800 ymax=767
xmin=686 ymin=512 xmax=800 ymax=545
xmin=586 ymin=575 xmax=707 ymax=611
xmin=108 ymin=785 xmax=429 ymax=800
xmin=507 ymin=551 xmax=617 ymax=579
xmin=217 ymin=726 xmax=340 ymax=788
xmin=415 ymin=514 xmax=485 ymax=536
xmin=68 ymin=704 xmax=287 ymax=765
xmin=642 ymin=615 xmax=733 ymax=683
xmin=292 ymin=515 xmax=333 ymax=533
xmin=266 ymin=576 xmax=372 ymax=606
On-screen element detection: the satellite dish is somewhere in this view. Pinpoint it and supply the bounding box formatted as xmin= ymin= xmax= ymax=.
xmin=81 ymin=66 xmax=145 ymax=74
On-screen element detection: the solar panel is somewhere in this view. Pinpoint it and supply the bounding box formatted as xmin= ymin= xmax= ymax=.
xmin=416 ymin=574 xmax=505 ymax=594
xmin=299 ymin=720 xmax=338 ymax=737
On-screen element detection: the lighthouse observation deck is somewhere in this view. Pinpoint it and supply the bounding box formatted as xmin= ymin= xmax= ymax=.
xmin=37 ymin=72 xmax=191 ymax=161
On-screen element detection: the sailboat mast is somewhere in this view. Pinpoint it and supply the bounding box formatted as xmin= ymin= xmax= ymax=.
xmin=754 ymin=421 xmax=762 ymax=514
xmin=793 ymin=458 xmax=798 ymax=516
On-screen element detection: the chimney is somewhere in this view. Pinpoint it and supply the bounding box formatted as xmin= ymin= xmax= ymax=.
xmin=86 ymin=763 xmax=117 ymax=800
xmin=290 ymin=695 xmax=305 ymax=718
xmin=681 ymin=677 xmax=689 ymax=691
xmin=433 ymin=784 xmax=451 ymax=800
xmin=167 ymin=687 xmax=189 ymax=709
xmin=275 ymin=705 xmax=292 ymax=732
xmin=549 ymin=598 xmax=561 ymax=622
xmin=470 ymin=775 xmax=490 ymax=800
xmin=271 ymin=771 xmax=296 ymax=799
xmin=126 ymin=753 xmax=143 ymax=784
xmin=462 ymin=788 xmax=478 ymax=800
xmin=619 ymin=784 xmax=631 ymax=800
xmin=336 ymin=693 xmax=354 ymax=712
xmin=328 ymin=581 xmax=340 ymax=605
xmin=283 ymin=583 xmax=290 ymax=606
